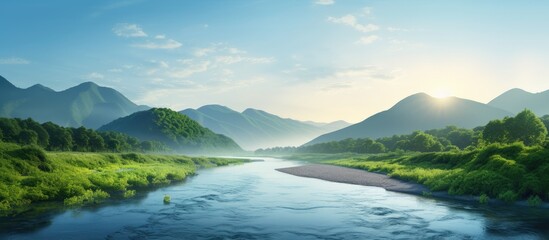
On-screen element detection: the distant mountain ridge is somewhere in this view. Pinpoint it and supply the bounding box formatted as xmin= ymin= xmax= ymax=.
xmin=180 ymin=105 xmax=350 ymax=150
xmin=99 ymin=108 xmax=242 ymax=153
xmin=306 ymin=93 xmax=513 ymax=145
xmin=488 ymin=88 xmax=549 ymax=116
xmin=0 ymin=75 xmax=148 ymax=129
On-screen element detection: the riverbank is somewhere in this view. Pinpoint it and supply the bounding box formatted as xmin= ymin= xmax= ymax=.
xmin=277 ymin=163 xmax=549 ymax=208
xmin=0 ymin=142 xmax=246 ymax=216
xmin=277 ymin=164 xmax=429 ymax=195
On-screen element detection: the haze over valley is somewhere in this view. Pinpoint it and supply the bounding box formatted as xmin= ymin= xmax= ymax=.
xmin=2 ymin=1 xmax=549 ymax=239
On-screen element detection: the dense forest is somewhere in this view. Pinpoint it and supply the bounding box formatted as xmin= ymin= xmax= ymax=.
xmin=257 ymin=110 xmax=549 ymax=155
xmin=0 ymin=117 xmax=167 ymax=153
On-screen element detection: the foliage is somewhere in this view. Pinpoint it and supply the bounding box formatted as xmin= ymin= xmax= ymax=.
xmin=527 ymin=195 xmax=542 ymax=207
xmin=328 ymin=143 xmax=549 ymax=203
xmin=479 ymin=194 xmax=489 ymax=204
xmin=0 ymin=142 xmax=244 ymax=216
xmin=163 ymin=195 xmax=171 ymax=204
xmin=0 ymin=117 xmax=167 ymax=153
xmin=98 ymin=108 xmax=242 ymax=153
xmin=483 ymin=110 xmax=547 ymax=146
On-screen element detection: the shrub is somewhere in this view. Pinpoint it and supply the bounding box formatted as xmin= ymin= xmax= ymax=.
xmin=479 ymin=194 xmax=489 ymax=204
xmin=163 ymin=194 xmax=171 ymax=204
xmin=498 ymin=190 xmax=518 ymax=203
xmin=64 ymin=190 xmax=110 ymax=206
xmin=527 ymin=195 xmax=542 ymax=207
xmin=123 ymin=190 xmax=136 ymax=198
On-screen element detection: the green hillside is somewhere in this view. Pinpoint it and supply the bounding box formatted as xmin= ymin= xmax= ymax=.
xmin=99 ymin=108 xmax=242 ymax=153
xmin=306 ymin=93 xmax=512 ymax=145
xmin=0 ymin=75 xmax=148 ymax=129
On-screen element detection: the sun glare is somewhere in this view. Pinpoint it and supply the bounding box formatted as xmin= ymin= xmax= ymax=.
xmin=431 ymin=89 xmax=452 ymax=99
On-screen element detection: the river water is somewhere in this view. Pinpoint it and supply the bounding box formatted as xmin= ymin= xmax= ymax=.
xmin=2 ymin=157 xmax=548 ymax=239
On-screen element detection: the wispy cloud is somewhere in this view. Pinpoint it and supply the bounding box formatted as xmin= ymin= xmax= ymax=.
xmin=194 ymin=47 xmax=216 ymax=57
xmin=327 ymin=14 xmax=378 ymax=33
xmin=315 ymin=0 xmax=334 ymax=5
xmin=0 ymin=57 xmax=30 ymax=65
xmin=215 ymin=55 xmax=274 ymax=65
xmin=311 ymin=66 xmax=399 ymax=92
xmin=132 ymin=39 xmax=182 ymax=49
xmin=112 ymin=23 xmax=147 ymax=37
xmin=168 ymin=60 xmax=211 ymax=79
xmin=357 ymin=35 xmax=379 ymax=45
xmin=82 ymin=72 xmax=105 ymax=80
xmin=387 ymin=27 xmax=411 ymax=32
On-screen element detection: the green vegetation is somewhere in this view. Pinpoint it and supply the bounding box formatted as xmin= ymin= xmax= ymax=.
xmin=99 ymin=108 xmax=242 ymax=153
xmin=0 ymin=142 xmax=243 ymax=216
xmin=258 ymin=110 xmax=546 ymax=155
xmin=326 ymin=142 xmax=549 ymax=203
xmin=483 ymin=110 xmax=547 ymax=146
xmin=257 ymin=126 xmax=476 ymax=155
xmin=479 ymin=194 xmax=489 ymax=204
xmin=0 ymin=117 xmax=167 ymax=153
xmin=277 ymin=110 xmax=549 ymax=205
xmin=163 ymin=195 xmax=171 ymax=204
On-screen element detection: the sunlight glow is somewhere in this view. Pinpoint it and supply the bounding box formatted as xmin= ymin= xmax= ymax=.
xmin=431 ymin=88 xmax=452 ymax=99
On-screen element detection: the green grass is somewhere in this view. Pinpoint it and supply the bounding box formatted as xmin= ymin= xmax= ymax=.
xmin=0 ymin=142 xmax=244 ymax=216
xmin=304 ymin=143 xmax=549 ymax=204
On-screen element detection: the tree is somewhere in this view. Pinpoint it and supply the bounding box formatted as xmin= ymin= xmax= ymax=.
xmin=399 ymin=131 xmax=443 ymax=152
xmin=447 ymin=129 xmax=475 ymax=149
xmin=507 ymin=110 xmax=547 ymax=146
xmin=483 ymin=110 xmax=547 ymax=146
xmin=72 ymin=127 xmax=90 ymax=151
xmin=483 ymin=119 xmax=508 ymax=143
xmin=18 ymin=129 xmax=38 ymax=145
xmin=87 ymin=130 xmax=105 ymax=152
xmin=0 ymin=118 xmax=21 ymax=142
xmin=42 ymin=122 xmax=73 ymax=151
xmin=21 ymin=118 xmax=49 ymax=148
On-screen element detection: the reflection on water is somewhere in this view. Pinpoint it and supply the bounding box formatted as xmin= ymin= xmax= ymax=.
xmin=2 ymin=158 xmax=548 ymax=239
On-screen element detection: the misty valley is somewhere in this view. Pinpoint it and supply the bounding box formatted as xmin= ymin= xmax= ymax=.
xmin=2 ymin=1 xmax=549 ymax=239
xmin=1 ymin=76 xmax=549 ymax=239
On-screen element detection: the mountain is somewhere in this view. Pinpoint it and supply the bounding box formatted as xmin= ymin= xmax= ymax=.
xmin=302 ymin=120 xmax=351 ymax=133
xmin=306 ymin=93 xmax=512 ymax=145
xmin=180 ymin=105 xmax=350 ymax=150
xmin=0 ymin=75 xmax=148 ymax=129
xmin=488 ymin=88 xmax=549 ymax=116
xmin=99 ymin=108 xmax=242 ymax=153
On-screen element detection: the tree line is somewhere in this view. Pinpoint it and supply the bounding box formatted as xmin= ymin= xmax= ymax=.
xmin=256 ymin=109 xmax=548 ymax=155
xmin=0 ymin=117 xmax=167 ymax=152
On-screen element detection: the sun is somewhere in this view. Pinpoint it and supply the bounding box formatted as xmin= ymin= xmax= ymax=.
xmin=431 ymin=88 xmax=452 ymax=99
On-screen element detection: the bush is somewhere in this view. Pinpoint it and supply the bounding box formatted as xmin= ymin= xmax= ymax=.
xmin=64 ymin=190 xmax=110 ymax=206
xmin=479 ymin=194 xmax=489 ymax=204
xmin=527 ymin=195 xmax=542 ymax=207
xmin=498 ymin=190 xmax=518 ymax=203
xmin=163 ymin=194 xmax=171 ymax=204
xmin=123 ymin=190 xmax=136 ymax=198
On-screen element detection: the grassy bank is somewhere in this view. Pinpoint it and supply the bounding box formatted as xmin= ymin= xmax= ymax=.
xmin=0 ymin=142 xmax=244 ymax=216
xmin=288 ymin=143 xmax=549 ymax=205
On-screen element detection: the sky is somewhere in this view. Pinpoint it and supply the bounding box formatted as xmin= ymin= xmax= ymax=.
xmin=1 ymin=0 xmax=549 ymax=123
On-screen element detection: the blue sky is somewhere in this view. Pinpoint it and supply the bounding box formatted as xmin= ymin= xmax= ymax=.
xmin=2 ymin=0 xmax=549 ymax=122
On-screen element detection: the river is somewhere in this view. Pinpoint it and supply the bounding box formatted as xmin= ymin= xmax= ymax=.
xmin=2 ymin=157 xmax=548 ymax=239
